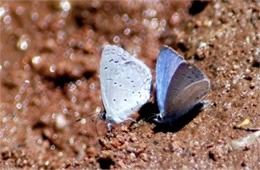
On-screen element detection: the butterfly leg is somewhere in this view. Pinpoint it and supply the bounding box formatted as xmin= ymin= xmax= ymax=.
xmin=198 ymin=100 xmax=211 ymax=111
xmin=107 ymin=122 xmax=113 ymax=132
xmin=126 ymin=118 xmax=136 ymax=123
xmin=201 ymin=100 xmax=211 ymax=106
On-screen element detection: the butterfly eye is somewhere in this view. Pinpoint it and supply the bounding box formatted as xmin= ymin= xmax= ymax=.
xmin=99 ymin=112 xmax=106 ymax=120
xmin=157 ymin=115 xmax=162 ymax=121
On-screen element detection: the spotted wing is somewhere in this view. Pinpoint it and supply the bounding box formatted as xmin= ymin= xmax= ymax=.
xmin=100 ymin=45 xmax=152 ymax=124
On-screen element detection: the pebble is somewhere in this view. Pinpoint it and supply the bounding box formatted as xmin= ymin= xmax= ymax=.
xmin=55 ymin=114 xmax=67 ymax=129
xmin=126 ymin=145 xmax=135 ymax=152
xmin=249 ymin=82 xmax=255 ymax=89
xmin=120 ymin=125 xmax=129 ymax=132
xmin=139 ymin=153 xmax=148 ymax=162
xmin=163 ymin=146 xmax=170 ymax=152
xmin=130 ymin=135 xmax=137 ymax=142
xmin=86 ymin=147 xmax=97 ymax=156
xmin=129 ymin=152 xmax=136 ymax=159
xmin=111 ymin=140 xmax=121 ymax=149
xmin=117 ymin=159 xmax=126 ymax=169
xmin=208 ymin=146 xmax=223 ymax=161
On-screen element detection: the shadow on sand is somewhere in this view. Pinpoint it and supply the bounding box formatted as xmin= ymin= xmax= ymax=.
xmin=138 ymin=102 xmax=204 ymax=133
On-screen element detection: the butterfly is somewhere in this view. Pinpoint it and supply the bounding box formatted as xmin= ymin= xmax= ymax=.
xmin=154 ymin=46 xmax=210 ymax=123
xmin=99 ymin=45 xmax=152 ymax=127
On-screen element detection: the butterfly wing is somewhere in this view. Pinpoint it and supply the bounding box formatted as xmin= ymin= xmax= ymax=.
xmin=156 ymin=46 xmax=184 ymax=112
xmin=100 ymin=45 xmax=152 ymax=124
xmin=164 ymin=62 xmax=210 ymax=119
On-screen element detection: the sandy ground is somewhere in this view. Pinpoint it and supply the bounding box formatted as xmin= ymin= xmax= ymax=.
xmin=0 ymin=0 xmax=259 ymax=169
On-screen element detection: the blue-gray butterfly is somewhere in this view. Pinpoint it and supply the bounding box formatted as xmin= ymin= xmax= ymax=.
xmin=100 ymin=45 xmax=152 ymax=127
xmin=154 ymin=46 xmax=210 ymax=123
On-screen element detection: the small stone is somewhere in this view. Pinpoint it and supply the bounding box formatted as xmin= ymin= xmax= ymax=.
xmin=208 ymin=147 xmax=223 ymax=161
xmin=88 ymin=157 xmax=96 ymax=164
xmin=146 ymin=132 xmax=153 ymax=138
xmin=111 ymin=140 xmax=121 ymax=149
xmin=129 ymin=152 xmax=136 ymax=159
xmin=55 ymin=114 xmax=67 ymax=129
xmin=199 ymin=42 xmax=207 ymax=48
xmin=168 ymin=142 xmax=181 ymax=152
xmin=120 ymin=125 xmax=127 ymax=131
xmin=163 ymin=146 xmax=170 ymax=151
xmin=130 ymin=135 xmax=137 ymax=142
xmin=126 ymin=145 xmax=134 ymax=152
xmin=117 ymin=160 xmax=126 ymax=169
xmin=194 ymin=50 xmax=206 ymax=60
xmin=249 ymin=82 xmax=255 ymax=89
xmin=139 ymin=153 xmax=149 ymax=162
xmin=86 ymin=147 xmax=97 ymax=156
xmin=99 ymin=138 xmax=107 ymax=147
xmin=241 ymin=160 xmax=246 ymax=167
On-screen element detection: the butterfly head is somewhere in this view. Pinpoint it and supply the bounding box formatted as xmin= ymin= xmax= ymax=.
xmin=153 ymin=113 xmax=164 ymax=124
xmin=99 ymin=112 xmax=106 ymax=120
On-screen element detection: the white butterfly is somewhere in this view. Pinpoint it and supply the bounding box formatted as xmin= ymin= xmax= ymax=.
xmin=100 ymin=45 xmax=152 ymax=127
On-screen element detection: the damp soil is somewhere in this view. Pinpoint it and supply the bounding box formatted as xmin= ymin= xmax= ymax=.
xmin=0 ymin=0 xmax=259 ymax=169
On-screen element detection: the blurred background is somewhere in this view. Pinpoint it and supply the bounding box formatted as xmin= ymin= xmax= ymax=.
xmin=0 ymin=0 xmax=259 ymax=169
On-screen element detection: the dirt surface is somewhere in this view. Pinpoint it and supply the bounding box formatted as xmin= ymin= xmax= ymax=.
xmin=0 ymin=0 xmax=259 ymax=169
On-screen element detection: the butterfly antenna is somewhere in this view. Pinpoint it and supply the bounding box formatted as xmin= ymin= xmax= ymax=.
xmin=143 ymin=113 xmax=158 ymax=122
xmin=92 ymin=114 xmax=100 ymax=137
xmin=75 ymin=110 xmax=100 ymax=132
xmin=94 ymin=111 xmax=108 ymax=137
xmin=75 ymin=112 xmax=94 ymax=122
